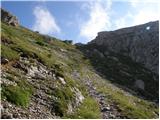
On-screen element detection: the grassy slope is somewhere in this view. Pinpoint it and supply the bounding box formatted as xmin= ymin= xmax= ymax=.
xmin=1 ymin=22 xmax=159 ymax=118
xmin=83 ymin=68 xmax=158 ymax=118
xmin=1 ymin=22 xmax=101 ymax=118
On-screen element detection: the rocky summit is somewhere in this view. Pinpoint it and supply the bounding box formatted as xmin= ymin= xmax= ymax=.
xmin=89 ymin=21 xmax=159 ymax=74
xmin=1 ymin=9 xmax=159 ymax=119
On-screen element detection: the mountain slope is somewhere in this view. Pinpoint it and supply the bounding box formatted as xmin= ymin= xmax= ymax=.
xmin=80 ymin=21 xmax=159 ymax=101
xmin=89 ymin=21 xmax=159 ymax=74
xmin=1 ymin=22 xmax=101 ymax=118
xmin=1 ymin=9 xmax=159 ymax=119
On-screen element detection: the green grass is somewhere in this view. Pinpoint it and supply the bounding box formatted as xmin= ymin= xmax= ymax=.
xmin=88 ymin=71 xmax=159 ymax=119
xmin=3 ymin=85 xmax=32 ymax=107
xmin=66 ymin=97 xmax=101 ymax=119
xmin=2 ymin=74 xmax=34 ymax=107
xmin=1 ymin=22 xmax=77 ymax=68
xmin=1 ymin=44 xmax=19 ymax=60
xmin=52 ymin=86 xmax=74 ymax=117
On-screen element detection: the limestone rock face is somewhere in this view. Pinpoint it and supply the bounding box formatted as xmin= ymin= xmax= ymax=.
xmin=89 ymin=21 xmax=159 ymax=74
xmin=1 ymin=8 xmax=19 ymax=26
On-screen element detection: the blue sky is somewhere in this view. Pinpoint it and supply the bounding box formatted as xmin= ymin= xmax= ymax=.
xmin=1 ymin=0 xmax=160 ymax=43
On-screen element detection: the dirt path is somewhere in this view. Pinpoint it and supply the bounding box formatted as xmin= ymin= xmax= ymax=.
xmin=85 ymin=78 xmax=127 ymax=119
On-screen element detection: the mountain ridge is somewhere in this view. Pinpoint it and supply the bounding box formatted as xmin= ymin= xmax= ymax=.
xmin=88 ymin=20 xmax=159 ymax=74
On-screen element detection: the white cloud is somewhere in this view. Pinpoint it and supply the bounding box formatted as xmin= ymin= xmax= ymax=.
xmin=115 ymin=1 xmax=160 ymax=29
xmin=131 ymin=3 xmax=160 ymax=25
xmin=79 ymin=0 xmax=112 ymax=41
xmin=32 ymin=6 xmax=60 ymax=35
xmin=115 ymin=12 xmax=133 ymax=29
xmin=130 ymin=0 xmax=160 ymax=8
xmin=132 ymin=10 xmax=159 ymax=25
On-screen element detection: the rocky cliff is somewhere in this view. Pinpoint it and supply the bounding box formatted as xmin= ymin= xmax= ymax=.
xmin=89 ymin=21 xmax=159 ymax=75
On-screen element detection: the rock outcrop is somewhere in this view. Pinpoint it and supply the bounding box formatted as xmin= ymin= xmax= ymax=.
xmin=1 ymin=8 xmax=19 ymax=26
xmin=89 ymin=21 xmax=159 ymax=75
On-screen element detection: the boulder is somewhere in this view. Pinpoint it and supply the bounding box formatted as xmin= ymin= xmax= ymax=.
xmin=135 ymin=80 xmax=145 ymax=90
xmin=1 ymin=8 xmax=19 ymax=26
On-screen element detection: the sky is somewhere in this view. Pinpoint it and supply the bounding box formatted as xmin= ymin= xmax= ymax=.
xmin=1 ymin=0 xmax=160 ymax=43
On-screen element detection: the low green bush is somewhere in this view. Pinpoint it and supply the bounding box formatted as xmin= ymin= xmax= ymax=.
xmin=67 ymin=97 xmax=101 ymax=119
xmin=2 ymin=80 xmax=33 ymax=107
xmin=76 ymin=97 xmax=101 ymax=118
xmin=52 ymin=87 xmax=74 ymax=117
xmin=36 ymin=41 xmax=45 ymax=46
xmin=3 ymin=85 xmax=31 ymax=107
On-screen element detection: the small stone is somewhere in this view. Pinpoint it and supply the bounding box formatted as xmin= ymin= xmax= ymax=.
xmin=58 ymin=77 xmax=66 ymax=85
xmin=101 ymin=106 xmax=110 ymax=112
xmin=1 ymin=57 xmax=9 ymax=64
xmin=109 ymin=113 xmax=116 ymax=118
xmin=99 ymin=100 xmax=105 ymax=105
xmin=60 ymin=48 xmax=66 ymax=52
xmin=8 ymin=104 xmax=12 ymax=107
xmin=0 ymin=105 xmax=4 ymax=113
xmin=100 ymin=97 xmax=105 ymax=101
